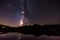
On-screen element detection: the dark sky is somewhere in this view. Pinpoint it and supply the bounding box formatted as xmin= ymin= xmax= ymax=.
xmin=0 ymin=0 xmax=60 ymax=27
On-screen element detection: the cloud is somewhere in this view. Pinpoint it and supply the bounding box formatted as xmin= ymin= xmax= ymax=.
xmin=0 ymin=33 xmax=60 ymax=40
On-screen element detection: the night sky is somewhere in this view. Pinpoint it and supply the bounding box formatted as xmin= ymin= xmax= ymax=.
xmin=0 ymin=0 xmax=60 ymax=27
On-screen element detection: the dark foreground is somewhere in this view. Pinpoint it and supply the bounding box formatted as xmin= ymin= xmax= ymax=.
xmin=0 ymin=24 xmax=60 ymax=36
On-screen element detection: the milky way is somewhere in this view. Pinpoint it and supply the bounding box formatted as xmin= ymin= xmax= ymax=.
xmin=0 ymin=0 xmax=60 ymax=27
